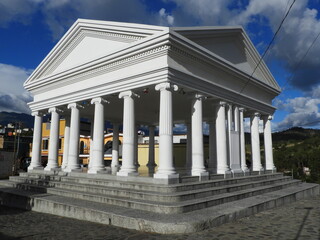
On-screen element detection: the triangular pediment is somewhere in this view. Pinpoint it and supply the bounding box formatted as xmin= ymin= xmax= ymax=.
xmin=172 ymin=27 xmax=281 ymax=91
xmin=25 ymin=19 xmax=166 ymax=86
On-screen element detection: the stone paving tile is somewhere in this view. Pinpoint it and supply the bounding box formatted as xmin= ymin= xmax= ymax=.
xmin=0 ymin=195 xmax=319 ymax=240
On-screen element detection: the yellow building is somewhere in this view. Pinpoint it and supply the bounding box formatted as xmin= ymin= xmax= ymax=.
xmin=40 ymin=119 xmax=124 ymax=166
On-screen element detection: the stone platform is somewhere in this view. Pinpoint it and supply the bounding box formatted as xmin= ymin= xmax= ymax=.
xmin=0 ymin=170 xmax=318 ymax=234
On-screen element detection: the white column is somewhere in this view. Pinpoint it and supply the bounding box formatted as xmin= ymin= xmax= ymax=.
xmin=65 ymin=103 xmax=81 ymax=172
xmin=117 ymin=91 xmax=138 ymax=176
xmin=61 ymin=116 xmax=70 ymax=169
xmin=134 ymin=125 xmax=140 ymax=167
xmin=111 ymin=122 xmax=120 ymax=167
xmin=147 ymin=125 xmax=156 ymax=167
xmin=88 ymin=97 xmax=107 ymax=174
xmin=191 ymin=94 xmax=208 ymax=176
xmin=263 ymin=115 xmax=276 ymax=172
xmin=154 ymin=82 xmax=179 ymax=179
xmin=28 ymin=111 xmax=44 ymax=170
xmin=234 ymin=106 xmax=240 ymax=132
xmin=227 ymin=103 xmax=233 ymax=166
xmin=208 ymin=120 xmax=217 ymax=173
xmin=45 ymin=107 xmax=61 ymax=171
xmin=251 ymin=112 xmax=264 ymax=172
xmin=88 ymin=119 xmax=94 ymax=169
xmin=215 ymin=101 xmax=230 ymax=175
xmin=239 ymin=108 xmax=249 ymax=172
xmin=185 ymin=122 xmax=192 ymax=170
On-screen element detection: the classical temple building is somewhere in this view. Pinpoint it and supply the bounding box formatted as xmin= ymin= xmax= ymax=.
xmin=25 ymin=19 xmax=280 ymax=179
xmin=1 ymin=19 xmax=318 ymax=234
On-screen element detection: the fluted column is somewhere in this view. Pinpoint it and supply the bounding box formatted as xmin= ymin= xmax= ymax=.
xmin=65 ymin=103 xmax=81 ymax=172
xmin=215 ymin=101 xmax=230 ymax=175
xmin=154 ymin=82 xmax=179 ymax=179
xmin=61 ymin=116 xmax=70 ymax=169
xmin=111 ymin=122 xmax=120 ymax=167
xmin=185 ymin=122 xmax=192 ymax=170
xmin=117 ymin=91 xmax=138 ymax=176
xmin=28 ymin=111 xmax=44 ymax=170
xmin=134 ymin=125 xmax=140 ymax=167
xmin=239 ymin=108 xmax=249 ymax=173
xmin=263 ymin=115 xmax=276 ymax=172
xmin=45 ymin=107 xmax=61 ymax=171
xmin=227 ymin=103 xmax=233 ymax=167
xmin=147 ymin=125 xmax=156 ymax=167
xmin=88 ymin=97 xmax=107 ymax=174
xmin=208 ymin=120 xmax=217 ymax=173
xmin=88 ymin=118 xmax=94 ymax=169
xmin=191 ymin=94 xmax=208 ymax=176
xmin=251 ymin=112 xmax=264 ymax=172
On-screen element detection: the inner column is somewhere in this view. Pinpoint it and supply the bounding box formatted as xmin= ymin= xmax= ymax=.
xmin=250 ymin=112 xmax=264 ymax=173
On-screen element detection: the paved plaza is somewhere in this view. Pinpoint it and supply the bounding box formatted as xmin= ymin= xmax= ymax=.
xmin=0 ymin=195 xmax=319 ymax=240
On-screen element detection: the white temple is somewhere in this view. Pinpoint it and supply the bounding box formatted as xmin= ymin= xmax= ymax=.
xmin=24 ymin=19 xmax=280 ymax=181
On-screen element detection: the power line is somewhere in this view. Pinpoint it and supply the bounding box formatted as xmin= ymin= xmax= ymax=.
xmin=234 ymin=0 xmax=296 ymax=100
xmin=281 ymin=30 xmax=320 ymax=91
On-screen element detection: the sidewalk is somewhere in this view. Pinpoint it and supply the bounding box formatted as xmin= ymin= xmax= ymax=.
xmin=0 ymin=195 xmax=319 ymax=240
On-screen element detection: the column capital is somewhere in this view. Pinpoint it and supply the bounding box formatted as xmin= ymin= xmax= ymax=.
xmin=261 ymin=115 xmax=273 ymax=121
xmin=91 ymin=97 xmax=109 ymax=105
xmin=238 ymin=107 xmax=246 ymax=112
xmin=31 ymin=111 xmax=44 ymax=117
xmin=251 ymin=112 xmax=261 ymax=118
xmin=48 ymin=107 xmax=63 ymax=114
xmin=155 ymin=82 xmax=178 ymax=92
xmin=119 ymin=90 xmax=140 ymax=99
xmin=67 ymin=103 xmax=83 ymax=110
xmin=214 ymin=100 xmax=227 ymax=107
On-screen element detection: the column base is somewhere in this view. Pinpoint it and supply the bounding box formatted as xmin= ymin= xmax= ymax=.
xmin=117 ymin=171 xmax=139 ymax=177
xmin=191 ymin=169 xmax=209 ymax=178
xmin=64 ymin=166 xmax=81 ymax=173
xmin=242 ymin=168 xmax=250 ymax=176
xmin=88 ymin=167 xmax=106 ymax=174
xmin=154 ymin=172 xmax=179 ymax=180
xmin=44 ymin=166 xmax=60 ymax=171
xmin=231 ymin=169 xmax=244 ymax=178
xmin=266 ymin=166 xmax=277 ymax=173
xmin=28 ymin=166 xmax=44 ymax=171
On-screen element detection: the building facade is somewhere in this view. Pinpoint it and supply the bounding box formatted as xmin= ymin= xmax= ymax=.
xmin=24 ymin=19 xmax=280 ymax=179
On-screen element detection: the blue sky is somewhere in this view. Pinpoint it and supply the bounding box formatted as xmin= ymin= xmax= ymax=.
xmin=0 ymin=0 xmax=320 ymax=132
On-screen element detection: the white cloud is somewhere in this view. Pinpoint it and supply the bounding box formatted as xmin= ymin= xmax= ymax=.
xmin=273 ymin=96 xmax=320 ymax=131
xmin=159 ymin=8 xmax=174 ymax=26
xmin=0 ymin=63 xmax=32 ymax=113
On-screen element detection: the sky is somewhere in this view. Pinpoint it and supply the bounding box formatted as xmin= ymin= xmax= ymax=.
xmin=0 ymin=0 xmax=320 ymax=132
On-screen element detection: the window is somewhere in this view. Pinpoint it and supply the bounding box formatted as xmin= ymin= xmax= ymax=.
xmin=43 ymin=139 xmax=49 ymax=150
xmin=59 ymin=138 xmax=62 ymax=150
xmin=80 ymin=141 xmax=84 ymax=154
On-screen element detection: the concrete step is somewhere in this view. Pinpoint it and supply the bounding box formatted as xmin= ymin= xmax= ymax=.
xmin=46 ymin=179 xmax=301 ymax=214
xmin=1 ymin=182 xmax=317 ymax=234
xmin=51 ymin=176 xmax=293 ymax=202
xmin=58 ymin=173 xmax=285 ymax=193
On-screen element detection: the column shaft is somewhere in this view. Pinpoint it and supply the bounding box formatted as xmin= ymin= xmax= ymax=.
xmin=88 ymin=98 xmax=106 ymax=173
xmin=147 ymin=126 xmax=156 ymax=167
xmin=191 ymin=95 xmax=207 ymax=176
xmin=117 ymin=91 xmax=138 ymax=176
xmin=185 ymin=122 xmax=192 ymax=170
xmin=61 ymin=116 xmax=70 ymax=169
xmin=239 ymin=108 xmax=249 ymax=172
xmin=154 ymin=83 xmax=179 ymax=179
xmin=45 ymin=108 xmax=60 ymax=170
xmin=65 ymin=103 xmax=81 ymax=172
xmin=111 ymin=123 xmax=120 ymax=167
xmin=251 ymin=113 xmax=264 ymax=172
xmin=216 ymin=102 xmax=230 ymax=174
xmin=208 ymin=120 xmax=217 ymax=173
xmin=28 ymin=112 xmax=43 ymax=170
xmin=263 ymin=115 xmax=276 ymax=171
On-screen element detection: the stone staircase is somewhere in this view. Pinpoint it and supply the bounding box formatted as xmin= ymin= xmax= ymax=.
xmin=0 ymin=170 xmax=318 ymax=234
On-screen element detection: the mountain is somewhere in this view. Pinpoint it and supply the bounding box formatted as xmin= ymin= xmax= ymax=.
xmin=0 ymin=111 xmax=34 ymax=128
xmin=272 ymin=127 xmax=320 ymax=142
